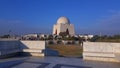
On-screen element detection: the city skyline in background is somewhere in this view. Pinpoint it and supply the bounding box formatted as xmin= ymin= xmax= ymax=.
xmin=0 ymin=0 xmax=120 ymax=35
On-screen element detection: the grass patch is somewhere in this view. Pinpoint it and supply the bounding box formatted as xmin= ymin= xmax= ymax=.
xmin=46 ymin=45 xmax=83 ymax=57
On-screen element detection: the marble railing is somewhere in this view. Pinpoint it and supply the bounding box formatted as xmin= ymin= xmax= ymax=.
xmin=83 ymin=42 xmax=120 ymax=62
xmin=0 ymin=40 xmax=45 ymax=57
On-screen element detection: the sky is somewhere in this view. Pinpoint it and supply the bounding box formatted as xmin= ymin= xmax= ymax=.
xmin=0 ymin=0 xmax=120 ymax=35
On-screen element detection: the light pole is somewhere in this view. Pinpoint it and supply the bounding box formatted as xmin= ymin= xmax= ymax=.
xmin=9 ymin=30 xmax=12 ymax=38
xmin=100 ymin=32 xmax=102 ymax=41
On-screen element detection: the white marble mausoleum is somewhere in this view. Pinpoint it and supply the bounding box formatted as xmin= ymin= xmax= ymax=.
xmin=53 ymin=16 xmax=75 ymax=35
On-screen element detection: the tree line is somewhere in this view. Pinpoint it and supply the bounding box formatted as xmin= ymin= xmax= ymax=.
xmin=90 ymin=35 xmax=120 ymax=42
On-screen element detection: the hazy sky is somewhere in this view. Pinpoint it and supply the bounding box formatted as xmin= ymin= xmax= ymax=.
xmin=0 ymin=0 xmax=120 ymax=35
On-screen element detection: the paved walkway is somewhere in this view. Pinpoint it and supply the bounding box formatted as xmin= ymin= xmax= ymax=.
xmin=0 ymin=56 xmax=120 ymax=68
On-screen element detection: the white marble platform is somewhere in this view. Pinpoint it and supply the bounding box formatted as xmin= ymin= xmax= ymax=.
xmin=0 ymin=56 xmax=120 ymax=68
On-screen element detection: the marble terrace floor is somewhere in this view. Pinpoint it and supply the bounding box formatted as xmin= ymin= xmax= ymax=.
xmin=0 ymin=56 xmax=120 ymax=68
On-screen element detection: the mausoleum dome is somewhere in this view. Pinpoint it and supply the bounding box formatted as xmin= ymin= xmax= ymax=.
xmin=57 ymin=17 xmax=70 ymax=24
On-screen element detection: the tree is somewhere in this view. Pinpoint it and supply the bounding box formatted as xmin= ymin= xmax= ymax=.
xmin=47 ymin=35 xmax=53 ymax=40
xmin=59 ymin=29 xmax=70 ymax=37
xmin=1 ymin=34 xmax=10 ymax=38
xmin=59 ymin=32 xmax=67 ymax=37
xmin=90 ymin=35 xmax=100 ymax=42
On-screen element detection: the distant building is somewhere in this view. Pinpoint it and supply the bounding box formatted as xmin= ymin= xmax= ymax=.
xmin=53 ymin=16 xmax=75 ymax=36
xmin=23 ymin=34 xmax=38 ymax=38
xmin=22 ymin=33 xmax=50 ymax=40
xmin=79 ymin=34 xmax=94 ymax=40
xmin=22 ymin=34 xmax=38 ymax=40
xmin=38 ymin=34 xmax=49 ymax=39
xmin=87 ymin=35 xmax=94 ymax=39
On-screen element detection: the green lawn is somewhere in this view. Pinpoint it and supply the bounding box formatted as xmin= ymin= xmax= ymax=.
xmin=46 ymin=45 xmax=83 ymax=57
